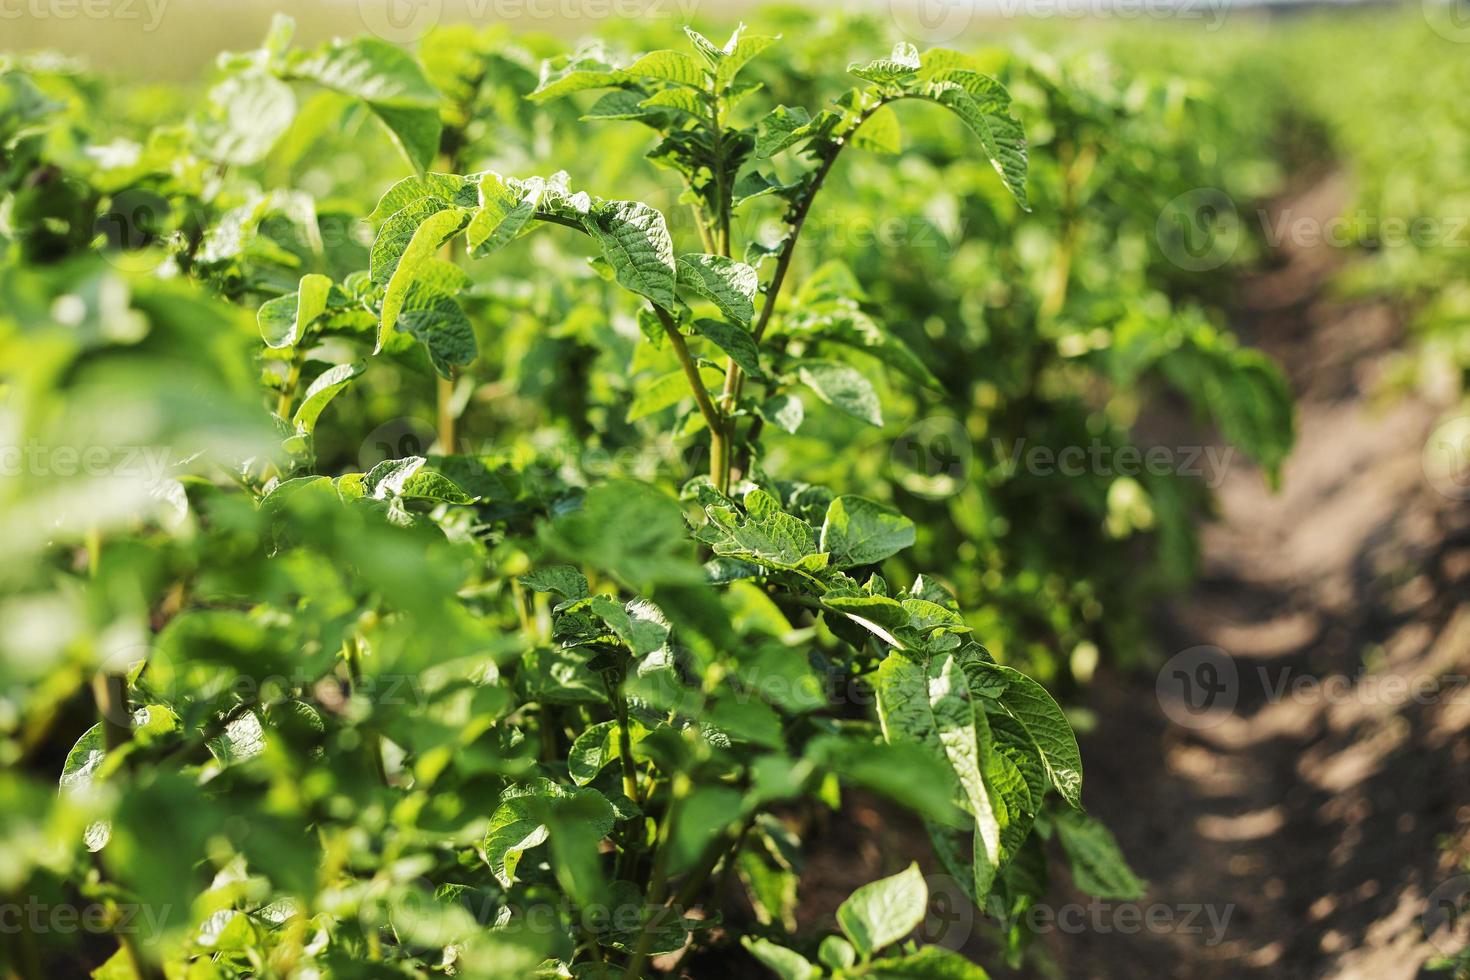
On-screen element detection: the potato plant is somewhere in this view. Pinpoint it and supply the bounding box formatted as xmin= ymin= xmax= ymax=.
xmin=1 ymin=18 xmax=1159 ymax=980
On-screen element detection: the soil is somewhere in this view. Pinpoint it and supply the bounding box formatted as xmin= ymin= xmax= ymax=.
xmin=762 ymin=174 xmax=1470 ymax=980
xmin=1032 ymin=173 xmax=1470 ymax=978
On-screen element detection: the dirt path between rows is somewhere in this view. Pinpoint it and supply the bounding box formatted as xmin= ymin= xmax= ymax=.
xmin=1044 ymin=174 xmax=1470 ymax=978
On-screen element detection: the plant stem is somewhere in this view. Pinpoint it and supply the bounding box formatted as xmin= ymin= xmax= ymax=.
xmin=84 ymin=524 xmax=101 ymax=578
xmin=668 ymin=811 xmax=755 ymax=914
xmin=344 ymin=637 xmax=388 ymax=785
xmin=275 ymin=348 xmax=303 ymax=420
xmin=436 ymin=370 xmax=456 ymax=454
xmin=613 ymin=695 xmax=640 ymax=805
xmin=713 ymin=104 xmax=883 ymax=491
xmin=435 ymin=150 xmax=466 ymax=455
xmin=652 ymin=306 xmax=724 ymax=464
xmin=1038 ymin=141 xmax=1094 ymax=325
xmin=8 ymin=890 xmax=42 ymax=980
xmin=92 ymin=672 xmax=131 ymax=753
xmin=623 ymin=772 xmax=690 ymax=980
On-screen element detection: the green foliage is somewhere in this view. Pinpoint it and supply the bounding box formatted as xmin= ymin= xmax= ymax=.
xmin=0 ymin=11 xmax=1343 ymax=980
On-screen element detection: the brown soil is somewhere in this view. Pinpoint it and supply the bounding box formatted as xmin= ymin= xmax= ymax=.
xmin=1036 ymin=173 xmax=1470 ymax=979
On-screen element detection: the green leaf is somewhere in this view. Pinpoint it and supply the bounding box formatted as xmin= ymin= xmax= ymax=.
xmin=291 ymin=37 xmax=441 ymax=106
xmin=59 ymin=724 xmax=111 ymax=852
xmin=371 ymin=196 xmax=451 ymax=285
xmin=483 ymin=793 xmax=550 ymax=888
xmin=968 ymin=662 xmax=1083 ymax=809
xmin=820 ymin=495 xmax=916 ymax=568
xmin=541 ymin=480 xmax=704 ymax=590
xmin=863 ymin=947 xmax=991 ymax=979
xmin=677 ymin=254 xmax=758 ymax=326
xmin=206 ymin=710 xmax=266 ymax=766
xmin=1054 ymin=809 xmax=1147 ymax=900
xmin=732 ymin=170 xmax=800 ymax=207
xmin=289 ymin=36 xmax=442 ymax=173
xmin=757 ymin=393 xmax=804 ymax=434
xmin=527 ymin=56 xmax=625 ymax=102
xmin=379 ymin=208 xmax=470 ymax=340
xmin=797 ymin=360 xmax=883 ymax=426
xmin=368 ymin=172 xmax=475 ymax=225
xmin=756 ymin=104 xmax=812 ymax=158
xmin=684 ymin=27 xmax=726 ymax=67
xmin=258 ymin=273 xmax=332 ymax=349
xmin=818 ymin=935 xmax=857 ymax=971
xmin=196 ymin=70 xmax=296 ymax=166
xmin=518 ymin=565 xmax=589 ymax=602
xmin=567 ymin=720 xmax=620 ymax=786
xmin=367 ymin=103 xmax=443 ymax=175
xmin=836 ymin=862 xmax=927 ymax=958
xmin=715 ymin=33 xmax=778 ymax=89
xmin=788 ymin=301 xmax=941 ymax=391
xmin=850 ymin=42 xmax=921 ymax=86
xmin=928 ymin=654 xmax=1002 ymax=896
xmin=692 ymin=318 xmax=763 ymax=380
xmin=292 ymin=361 xmax=365 ymax=435
xmin=466 ymin=172 xmax=537 ymax=257
xmin=363 ymin=456 xmax=472 ymax=502
xmin=583 ymin=89 xmax=668 ymax=122
xmin=641 ymin=87 xmax=709 ymax=119
xmin=853 ymin=103 xmax=903 ymax=154
xmin=705 ymin=497 xmax=827 ymax=574
xmin=627 ymin=366 xmax=722 ymax=422
xmin=804 ymin=736 xmax=966 ymax=826
xmin=397 ymin=287 xmax=477 ymax=378
xmin=906 ymin=70 xmax=1028 ymax=209
xmin=581 ymin=200 xmax=677 ymax=309
xmin=588 ymin=595 xmax=670 ymax=656
xmin=624 ymin=50 xmax=706 ymax=86
xmin=742 ymin=937 xmax=817 ymax=980
xmin=483 ymin=780 xmax=616 ymax=894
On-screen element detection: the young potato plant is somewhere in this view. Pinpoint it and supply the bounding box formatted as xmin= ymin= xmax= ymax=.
xmin=2 ymin=21 xmax=1146 ymax=980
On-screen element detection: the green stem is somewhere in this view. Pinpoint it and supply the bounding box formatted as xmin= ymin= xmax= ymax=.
xmin=714 ymin=103 xmax=883 ymax=491
xmin=9 ymin=890 xmax=42 ymax=980
xmin=668 ymin=811 xmax=755 ymax=914
xmin=275 ymin=348 xmax=303 ymax=420
xmin=92 ymin=672 xmax=131 ymax=753
xmin=655 ymin=306 xmax=721 ymax=431
xmin=623 ymin=773 xmax=690 ymax=980
xmin=436 ymin=370 xmax=456 ymax=455
xmin=613 ymin=695 xmax=640 ymax=805
xmin=344 ymin=637 xmax=388 ymax=785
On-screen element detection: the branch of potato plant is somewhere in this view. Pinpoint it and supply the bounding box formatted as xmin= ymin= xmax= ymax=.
xmin=623 ymin=771 xmax=691 ymax=980
xmin=652 ymin=307 xmax=726 ymax=440
xmin=78 ymin=685 xmax=164 ymax=980
xmin=526 ymin=210 xmax=729 ymax=485
xmin=713 ymin=102 xmax=885 ymax=491
xmin=667 ymin=809 xmax=757 ymax=915
xmin=436 ymin=150 xmax=469 ymax=454
xmin=343 ymin=635 xmax=388 ymax=785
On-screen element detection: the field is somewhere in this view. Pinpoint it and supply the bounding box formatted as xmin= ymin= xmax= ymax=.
xmin=3 ymin=3 xmax=1469 ymax=978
